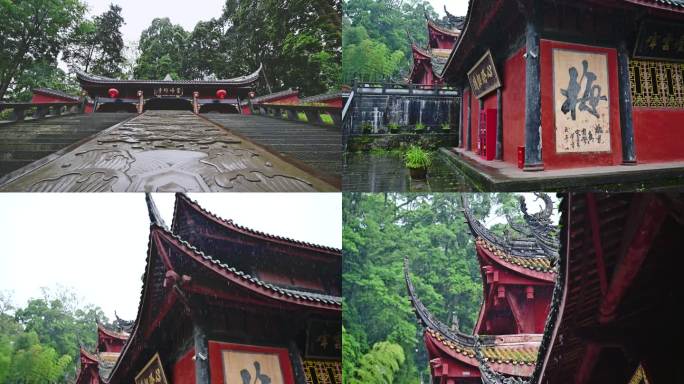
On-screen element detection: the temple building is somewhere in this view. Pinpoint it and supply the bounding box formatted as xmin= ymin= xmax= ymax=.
xmin=75 ymin=193 xmax=342 ymax=384
xmin=441 ymin=0 xmax=684 ymax=171
xmin=407 ymin=192 xmax=682 ymax=383
xmin=409 ymin=8 xmax=465 ymax=85
xmin=76 ymin=66 xmax=261 ymax=113
xmin=405 ymin=194 xmax=559 ymax=383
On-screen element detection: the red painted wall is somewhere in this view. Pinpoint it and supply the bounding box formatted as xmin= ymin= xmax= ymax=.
xmin=319 ymin=98 xmax=343 ymax=108
xmin=31 ymin=94 xmax=68 ymax=104
xmin=539 ymin=40 xmax=622 ymax=169
xmin=633 ymin=109 xmax=684 ymax=162
xmin=481 ymin=93 xmax=497 ymax=156
xmin=31 ymin=92 xmax=94 ymax=114
xmin=461 ymin=89 xmax=470 ymax=149
xmin=470 ymin=86 xmax=479 ymax=152
xmin=502 ymin=48 xmax=526 ymax=165
xmin=173 ymin=348 xmax=196 ymax=384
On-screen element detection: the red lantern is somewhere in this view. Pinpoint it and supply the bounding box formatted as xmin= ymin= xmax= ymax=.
xmin=108 ymin=88 xmax=119 ymax=98
xmin=216 ymin=89 xmax=227 ymax=99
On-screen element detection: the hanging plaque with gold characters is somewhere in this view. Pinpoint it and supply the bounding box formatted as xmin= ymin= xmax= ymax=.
xmin=134 ymin=353 xmax=169 ymax=384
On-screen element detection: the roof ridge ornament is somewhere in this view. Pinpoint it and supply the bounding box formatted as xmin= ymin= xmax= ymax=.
xmin=145 ymin=193 xmax=167 ymax=229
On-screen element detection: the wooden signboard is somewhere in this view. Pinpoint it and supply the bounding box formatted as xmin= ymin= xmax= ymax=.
xmin=154 ymin=86 xmax=184 ymax=97
xmin=628 ymin=364 xmax=650 ymax=384
xmin=467 ymin=50 xmax=502 ymax=99
xmin=135 ymin=353 xmax=169 ymax=384
xmin=305 ymin=320 xmax=341 ymax=359
xmin=633 ymin=20 xmax=684 ymax=62
xmin=552 ymin=48 xmax=611 ymax=153
xmin=208 ymin=341 xmax=295 ymax=384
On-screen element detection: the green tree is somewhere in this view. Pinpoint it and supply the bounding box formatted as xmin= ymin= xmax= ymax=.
xmin=63 ymin=4 xmax=125 ymax=77
xmin=0 ymin=0 xmax=86 ymax=100
xmin=348 ymin=341 xmax=405 ymax=384
xmin=219 ymin=0 xmax=341 ymax=95
xmin=342 ymin=0 xmax=445 ymax=82
xmin=7 ymin=332 xmax=72 ymax=383
xmin=134 ymin=17 xmax=189 ymax=80
xmin=2 ymin=60 xmax=79 ymax=102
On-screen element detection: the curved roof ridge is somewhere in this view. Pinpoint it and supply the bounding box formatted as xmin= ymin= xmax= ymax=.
xmin=427 ymin=17 xmax=462 ymax=37
xmin=173 ymin=193 xmax=341 ymax=253
xmin=156 ymin=224 xmax=342 ymax=307
xmin=76 ymin=63 xmax=262 ymax=86
xmin=462 ymin=195 xmax=559 ymax=261
xmin=404 ymin=257 xmax=478 ymax=347
xmin=97 ymin=322 xmax=129 ymax=340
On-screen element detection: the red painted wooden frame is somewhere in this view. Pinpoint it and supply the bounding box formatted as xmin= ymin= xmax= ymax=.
xmin=208 ymin=341 xmax=295 ymax=384
xmin=540 ymin=40 xmax=622 ymax=169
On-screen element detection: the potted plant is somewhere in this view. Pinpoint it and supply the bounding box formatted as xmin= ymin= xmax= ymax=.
xmin=441 ymin=122 xmax=451 ymax=131
xmin=404 ymin=145 xmax=432 ymax=180
xmin=414 ymin=122 xmax=426 ymax=133
xmin=361 ymin=121 xmax=373 ymax=134
xmin=388 ymin=122 xmax=400 ymax=133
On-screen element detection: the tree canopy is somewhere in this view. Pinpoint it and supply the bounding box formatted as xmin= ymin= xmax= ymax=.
xmin=342 ymin=193 xmax=531 ymax=383
xmin=1 ymin=0 xmax=339 ymax=101
xmin=133 ymin=0 xmax=341 ymax=95
xmin=0 ymin=288 xmax=110 ymax=383
xmin=63 ymin=4 xmax=125 ymax=77
xmin=342 ymin=0 xmax=454 ymax=83
xmin=0 ymin=0 xmax=85 ymax=100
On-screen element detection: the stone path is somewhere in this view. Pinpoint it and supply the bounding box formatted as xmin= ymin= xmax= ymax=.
xmin=204 ymin=114 xmax=341 ymax=185
xmin=0 ymin=111 xmax=337 ymax=192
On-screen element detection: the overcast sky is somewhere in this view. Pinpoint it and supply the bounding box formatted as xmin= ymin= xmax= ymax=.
xmin=0 ymin=193 xmax=341 ymax=320
xmin=428 ymin=0 xmax=469 ymax=17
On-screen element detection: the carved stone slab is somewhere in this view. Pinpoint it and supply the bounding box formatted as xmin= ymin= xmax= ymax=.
xmin=0 ymin=111 xmax=336 ymax=191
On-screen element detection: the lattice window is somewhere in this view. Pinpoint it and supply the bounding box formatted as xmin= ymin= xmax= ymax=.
xmin=629 ymin=59 xmax=684 ymax=108
xmin=302 ymin=360 xmax=341 ymax=384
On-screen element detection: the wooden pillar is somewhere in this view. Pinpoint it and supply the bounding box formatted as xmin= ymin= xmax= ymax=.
xmin=288 ymin=341 xmax=307 ymax=384
xmin=523 ymin=0 xmax=544 ymax=171
xmin=466 ymin=90 xmax=472 ymax=151
xmin=193 ymin=323 xmax=210 ymax=384
xmin=137 ymin=90 xmax=144 ymax=114
xmin=496 ymin=88 xmax=503 ymax=160
xmin=193 ymin=91 xmax=199 ymax=114
xmin=618 ymin=40 xmax=637 ymax=164
xmin=457 ymin=86 xmax=463 ymax=148
xmin=478 ymin=99 xmax=484 ymax=154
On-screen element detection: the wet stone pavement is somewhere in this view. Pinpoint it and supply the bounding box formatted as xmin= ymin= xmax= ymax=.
xmin=0 ymin=111 xmax=337 ymax=192
xmin=342 ymin=151 xmax=475 ymax=192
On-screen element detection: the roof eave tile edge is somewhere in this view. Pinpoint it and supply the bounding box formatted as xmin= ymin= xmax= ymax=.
xmin=175 ymin=193 xmax=341 ymax=254
xmin=154 ymin=224 xmax=342 ymax=308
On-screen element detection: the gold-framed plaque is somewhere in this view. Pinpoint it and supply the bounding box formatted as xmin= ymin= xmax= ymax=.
xmin=134 ymin=353 xmax=169 ymax=384
xmin=467 ymin=50 xmax=502 ymax=99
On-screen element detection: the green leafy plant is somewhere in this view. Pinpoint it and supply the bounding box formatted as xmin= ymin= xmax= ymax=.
xmin=441 ymin=122 xmax=451 ymax=131
xmin=388 ymin=122 xmax=399 ymax=133
xmin=414 ymin=122 xmax=426 ymax=132
xmin=404 ymin=145 xmax=432 ymax=169
xmin=361 ymin=121 xmax=373 ymax=133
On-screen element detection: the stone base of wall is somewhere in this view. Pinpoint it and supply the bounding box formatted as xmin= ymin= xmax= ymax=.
xmin=347 ymin=133 xmax=457 ymax=152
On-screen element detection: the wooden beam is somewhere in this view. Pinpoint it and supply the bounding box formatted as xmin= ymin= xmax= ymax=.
xmin=586 ymin=194 xmax=608 ymax=296
xmin=599 ymin=195 xmax=667 ymax=323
